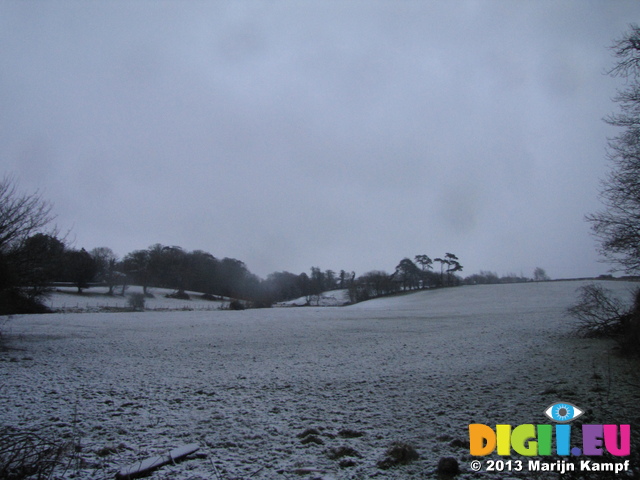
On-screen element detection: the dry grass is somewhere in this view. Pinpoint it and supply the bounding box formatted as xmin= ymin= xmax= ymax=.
xmin=0 ymin=428 xmax=68 ymax=480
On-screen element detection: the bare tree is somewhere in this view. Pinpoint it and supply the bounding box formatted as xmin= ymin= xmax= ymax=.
xmin=587 ymin=24 xmax=640 ymax=273
xmin=0 ymin=176 xmax=54 ymax=254
xmin=568 ymin=283 xmax=628 ymax=338
xmin=0 ymin=176 xmax=57 ymax=313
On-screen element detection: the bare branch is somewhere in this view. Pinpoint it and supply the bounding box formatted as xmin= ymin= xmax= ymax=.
xmin=0 ymin=175 xmax=55 ymax=253
xmin=588 ymin=25 xmax=640 ymax=273
xmin=567 ymin=284 xmax=627 ymax=337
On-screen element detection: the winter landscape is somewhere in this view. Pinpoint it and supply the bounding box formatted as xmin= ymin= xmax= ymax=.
xmin=2 ymin=280 xmax=639 ymax=479
xmin=3 ymin=4 xmax=640 ymax=480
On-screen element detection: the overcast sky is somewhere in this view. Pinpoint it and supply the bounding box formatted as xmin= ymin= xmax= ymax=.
xmin=1 ymin=1 xmax=638 ymax=279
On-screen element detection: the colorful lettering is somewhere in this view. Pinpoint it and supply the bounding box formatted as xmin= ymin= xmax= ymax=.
xmin=469 ymin=424 xmax=631 ymax=457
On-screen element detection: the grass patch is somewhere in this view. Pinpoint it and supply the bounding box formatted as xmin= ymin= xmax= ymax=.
xmin=376 ymin=441 xmax=419 ymax=469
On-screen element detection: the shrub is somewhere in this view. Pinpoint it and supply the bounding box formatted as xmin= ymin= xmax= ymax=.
xmin=0 ymin=289 xmax=51 ymax=316
xmin=568 ymin=283 xmax=640 ymax=355
xmin=127 ymin=292 xmax=146 ymax=311
xmin=228 ymin=300 xmax=245 ymax=310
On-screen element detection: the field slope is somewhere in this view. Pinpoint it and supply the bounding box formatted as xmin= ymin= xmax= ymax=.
xmin=1 ymin=280 xmax=638 ymax=479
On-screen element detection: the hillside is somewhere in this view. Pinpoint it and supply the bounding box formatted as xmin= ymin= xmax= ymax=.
xmin=1 ymin=280 xmax=639 ymax=479
xmin=44 ymin=286 xmax=232 ymax=312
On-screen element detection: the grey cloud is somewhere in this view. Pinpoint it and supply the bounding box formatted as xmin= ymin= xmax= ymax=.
xmin=1 ymin=1 xmax=638 ymax=278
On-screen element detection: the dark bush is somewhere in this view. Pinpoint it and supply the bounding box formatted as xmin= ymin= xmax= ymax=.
xmin=0 ymin=289 xmax=51 ymax=316
xmin=228 ymin=300 xmax=245 ymax=310
xmin=127 ymin=293 xmax=146 ymax=312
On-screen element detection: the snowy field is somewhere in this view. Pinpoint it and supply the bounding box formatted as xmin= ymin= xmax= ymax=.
xmin=44 ymin=286 xmax=232 ymax=312
xmin=1 ymin=280 xmax=639 ymax=479
xmin=44 ymin=285 xmax=352 ymax=311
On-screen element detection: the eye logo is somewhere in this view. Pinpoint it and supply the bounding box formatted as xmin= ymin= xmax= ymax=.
xmin=544 ymin=402 xmax=584 ymax=423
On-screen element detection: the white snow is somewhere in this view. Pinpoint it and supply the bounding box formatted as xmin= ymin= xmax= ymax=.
xmin=277 ymin=289 xmax=351 ymax=307
xmin=44 ymin=285 xmax=231 ymax=312
xmin=1 ymin=280 xmax=639 ymax=479
xmin=116 ymin=443 xmax=200 ymax=479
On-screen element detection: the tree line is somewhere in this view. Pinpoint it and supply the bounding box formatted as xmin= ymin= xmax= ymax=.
xmin=0 ymin=229 xmax=470 ymax=308
xmin=1 ymin=175 xmax=552 ymax=314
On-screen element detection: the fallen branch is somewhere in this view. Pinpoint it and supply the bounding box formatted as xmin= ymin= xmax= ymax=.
xmin=115 ymin=443 xmax=199 ymax=480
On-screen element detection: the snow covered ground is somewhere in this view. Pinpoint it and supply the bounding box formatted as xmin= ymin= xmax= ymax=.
xmin=44 ymin=286 xmax=231 ymax=312
xmin=1 ymin=280 xmax=639 ymax=479
xmin=276 ymin=290 xmax=351 ymax=307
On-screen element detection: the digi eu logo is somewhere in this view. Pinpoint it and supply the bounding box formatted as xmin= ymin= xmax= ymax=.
xmin=544 ymin=402 xmax=584 ymax=423
xmin=469 ymin=402 xmax=631 ymax=457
